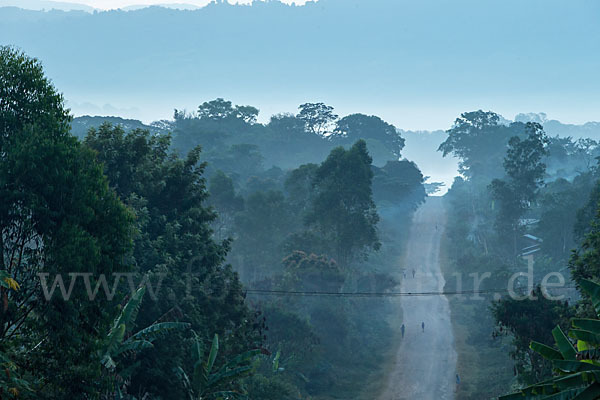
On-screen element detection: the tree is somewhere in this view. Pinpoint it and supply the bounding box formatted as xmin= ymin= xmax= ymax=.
xmin=0 ymin=46 xmax=135 ymax=399
xmin=280 ymin=251 xmax=344 ymax=293
xmin=536 ymin=175 xmax=595 ymax=261
xmin=574 ymin=137 xmax=599 ymax=171
xmin=570 ymin=187 xmax=600 ymax=287
xmin=490 ymin=123 xmax=548 ymax=257
xmin=438 ymin=110 xmax=523 ymax=181
xmin=85 ymin=124 xmax=262 ymax=399
xmin=197 ymin=98 xmax=259 ymax=124
xmin=232 ymin=190 xmax=294 ymax=281
xmin=306 ymin=140 xmax=380 ymax=265
xmin=0 ymin=46 xmax=71 ymax=142
xmin=284 ymin=163 xmax=318 ymax=215
xmin=574 ymin=179 xmax=600 ymax=241
xmin=502 ymin=123 xmax=549 ymax=203
xmin=209 ymin=171 xmax=244 ymax=240
xmin=171 ymin=109 xmax=231 ymax=156
xmin=492 ymin=287 xmax=573 ymax=384
xmin=331 ymin=114 xmax=405 ymax=162
xmin=235 ymin=105 xmax=260 ymax=124
xmin=297 ymin=103 xmax=338 ymax=136
xmin=268 ymin=113 xmax=307 ymax=141
xmin=207 ymin=144 xmax=265 ymax=182
xmin=171 ymin=99 xmax=261 ymax=159
xmin=371 ymin=160 xmax=426 ymax=207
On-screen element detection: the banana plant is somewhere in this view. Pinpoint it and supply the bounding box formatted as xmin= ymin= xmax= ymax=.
xmin=501 ymin=279 xmax=600 ymax=399
xmin=175 ymin=332 xmax=264 ymax=400
xmin=101 ymin=286 xmax=191 ymax=397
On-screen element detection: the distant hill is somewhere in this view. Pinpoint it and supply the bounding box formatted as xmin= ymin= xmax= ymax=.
xmin=543 ymin=120 xmax=600 ymax=140
xmin=0 ymin=0 xmax=94 ymax=11
xmin=515 ymin=112 xmax=600 ymax=140
xmin=122 ymin=3 xmax=202 ymax=11
xmin=0 ymin=0 xmax=203 ymax=12
xmin=71 ymin=115 xmax=169 ymax=139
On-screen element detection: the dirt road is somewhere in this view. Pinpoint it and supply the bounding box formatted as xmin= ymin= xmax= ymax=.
xmin=379 ymin=196 xmax=457 ymax=400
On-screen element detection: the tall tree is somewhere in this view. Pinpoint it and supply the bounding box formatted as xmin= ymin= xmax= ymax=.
xmin=197 ymin=98 xmax=259 ymax=124
xmin=438 ymin=110 xmax=522 ymax=181
xmin=331 ymin=113 xmax=405 ymax=162
xmin=536 ymin=174 xmax=595 ymax=261
xmin=502 ymin=123 xmax=549 ymax=203
xmin=297 ymin=103 xmax=338 ymax=136
xmin=232 ymin=190 xmax=294 ymax=281
xmin=306 ymin=140 xmax=380 ymax=265
xmin=490 ymin=123 xmax=548 ymax=257
xmin=371 ymin=160 xmax=426 ymax=207
xmin=284 ymin=163 xmax=319 ymax=215
xmin=0 ymin=46 xmax=134 ymax=398
xmin=208 ymin=170 xmax=244 ymax=240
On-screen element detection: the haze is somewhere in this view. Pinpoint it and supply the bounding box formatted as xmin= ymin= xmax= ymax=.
xmin=5 ymin=1 xmax=600 ymax=399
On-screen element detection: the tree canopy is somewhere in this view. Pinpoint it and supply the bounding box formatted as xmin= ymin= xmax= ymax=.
xmin=306 ymin=140 xmax=380 ymax=265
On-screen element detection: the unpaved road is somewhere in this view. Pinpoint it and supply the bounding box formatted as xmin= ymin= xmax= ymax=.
xmin=380 ymin=196 xmax=457 ymax=400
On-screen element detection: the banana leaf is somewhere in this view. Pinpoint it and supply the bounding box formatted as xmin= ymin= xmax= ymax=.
xmin=531 ymin=341 xmax=564 ymax=361
xmin=553 ymin=326 xmax=577 ymax=361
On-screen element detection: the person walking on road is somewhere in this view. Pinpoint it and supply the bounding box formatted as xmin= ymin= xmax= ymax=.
xmin=401 ymin=324 xmax=405 ymax=338
xmin=421 ymin=321 xmax=425 ymax=332
xmin=412 ymin=269 xmax=415 ymax=278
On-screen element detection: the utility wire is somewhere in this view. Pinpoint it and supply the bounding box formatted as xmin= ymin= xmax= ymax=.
xmin=244 ymin=286 xmax=577 ymax=298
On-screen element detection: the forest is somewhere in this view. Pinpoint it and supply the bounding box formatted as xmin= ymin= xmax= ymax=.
xmin=2 ymin=1 xmax=600 ymax=398
xmin=0 ymin=46 xmax=429 ymax=399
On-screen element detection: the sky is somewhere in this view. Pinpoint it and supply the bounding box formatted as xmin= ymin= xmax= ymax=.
xmin=63 ymin=0 xmax=309 ymax=9
xmin=4 ymin=0 xmax=599 ymax=190
xmin=4 ymin=0 xmax=599 ymax=133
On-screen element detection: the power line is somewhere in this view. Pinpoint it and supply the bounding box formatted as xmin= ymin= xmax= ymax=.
xmin=245 ymin=286 xmax=577 ymax=298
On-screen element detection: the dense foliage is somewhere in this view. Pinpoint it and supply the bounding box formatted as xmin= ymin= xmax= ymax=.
xmin=440 ymin=110 xmax=600 ymax=398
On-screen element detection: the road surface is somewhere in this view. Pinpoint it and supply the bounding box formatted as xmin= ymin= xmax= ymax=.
xmin=379 ymin=196 xmax=457 ymax=400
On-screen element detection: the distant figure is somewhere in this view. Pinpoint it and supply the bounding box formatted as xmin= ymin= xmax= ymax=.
xmin=412 ymin=269 xmax=416 ymax=278
xmin=403 ymin=271 xmax=406 ymax=279
xmin=401 ymin=324 xmax=405 ymax=338
xmin=456 ymin=374 xmax=460 ymax=385
xmin=421 ymin=321 xmax=425 ymax=332
xmin=436 ymin=224 xmax=438 ymax=231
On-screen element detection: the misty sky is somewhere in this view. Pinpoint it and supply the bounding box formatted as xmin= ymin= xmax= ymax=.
xmin=3 ymin=0 xmax=599 ymax=132
xmin=61 ymin=0 xmax=308 ymax=9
